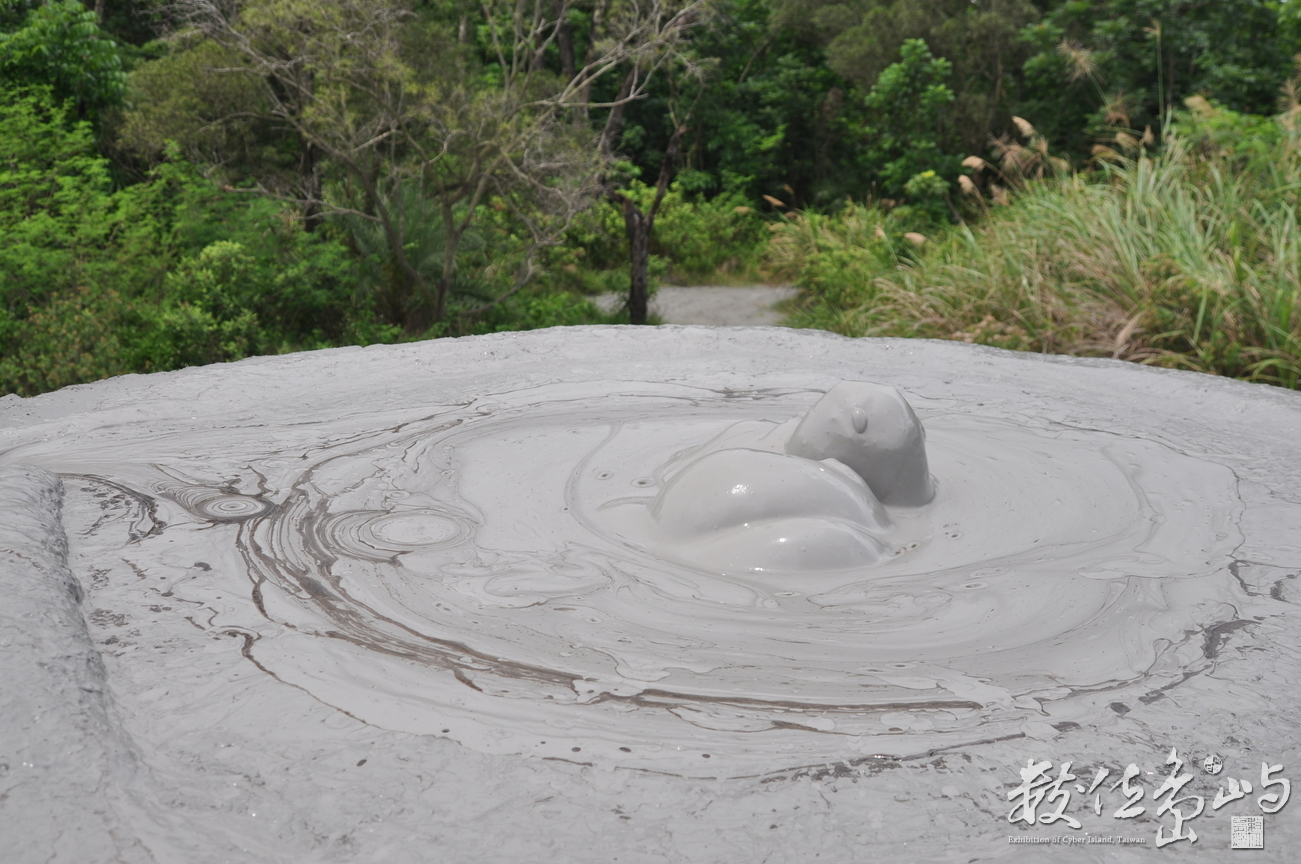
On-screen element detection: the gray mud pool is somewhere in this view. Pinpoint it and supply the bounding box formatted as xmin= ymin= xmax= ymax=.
xmin=2 ymin=327 xmax=1300 ymax=862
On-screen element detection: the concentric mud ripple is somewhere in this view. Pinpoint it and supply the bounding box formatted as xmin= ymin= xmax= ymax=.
xmin=320 ymin=509 xmax=472 ymax=561
xmin=156 ymin=482 xmax=274 ymax=523
xmin=185 ymin=381 xmax=1252 ymax=775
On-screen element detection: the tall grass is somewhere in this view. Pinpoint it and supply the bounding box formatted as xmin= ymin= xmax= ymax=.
xmin=772 ymin=101 xmax=1301 ymax=388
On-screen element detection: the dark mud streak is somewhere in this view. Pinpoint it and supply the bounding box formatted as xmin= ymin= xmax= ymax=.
xmin=102 ymin=385 xmax=1261 ymax=778
xmin=1229 ymin=558 xmax=1259 ymax=596
xmin=227 ymin=415 xmax=614 ymax=696
xmin=757 ymin=732 xmax=1029 ymax=783
xmin=65 ymin=473 xmax=166 ymax=542
xmin=219 ymin=406 xmax=1004 ymax=727
xmin=526 ymin=728 xmax=1031 ymax=782
xmin=243 ymin=476 xmax=993 ymax=719
xmin=153 ymin=479 xmax=277 ymax=523
xmin=1271 ymin=574 xmax=1299 ymax=601
xmin=1203 ymin=619 xmax=1254 ymax=659
xmin=222 ymin=417 xmax=606 ymax=697
xmin=221 ymin=627 xmax=371 ymax=727
xmin=1138 ymin=671 xmax=1199 ymax=705
xmin=1229 ymin=558 xmax=1301 ymax=604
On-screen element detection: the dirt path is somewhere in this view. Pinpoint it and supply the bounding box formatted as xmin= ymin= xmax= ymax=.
xmin=595 ymin=285 xmax=798 ymax=326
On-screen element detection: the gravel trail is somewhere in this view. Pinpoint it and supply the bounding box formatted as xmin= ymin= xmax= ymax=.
xmin=596 ymin=284 xmax=798 ymax=325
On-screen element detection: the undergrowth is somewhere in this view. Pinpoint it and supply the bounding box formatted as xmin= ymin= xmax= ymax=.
xmin=772 ymin=99 xmax=1301 ymax=389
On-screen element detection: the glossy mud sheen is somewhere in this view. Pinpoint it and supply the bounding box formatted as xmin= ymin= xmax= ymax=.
xmin=3 ymin=327 xmax=1301 ymax=862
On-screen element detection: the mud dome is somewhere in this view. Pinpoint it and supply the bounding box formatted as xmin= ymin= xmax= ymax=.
xmin=3 ymin=327 xmax=1301 ymax=862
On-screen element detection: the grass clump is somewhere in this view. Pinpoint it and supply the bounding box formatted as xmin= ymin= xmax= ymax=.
xmin=773 ymin=101 xmax=1301 ymax=389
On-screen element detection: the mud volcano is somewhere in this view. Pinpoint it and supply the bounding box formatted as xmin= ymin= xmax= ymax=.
xmin=3 ymin=327 xmax=1300 ymax=862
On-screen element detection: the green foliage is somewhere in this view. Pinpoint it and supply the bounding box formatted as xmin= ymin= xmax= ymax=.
xmin=895 ymin=168 xmax=951 ymax=228
xmin=552 ymin=179 xmax=769 ymax=289
xmin=7 ymin=0 xmax=1301 ymax=397
xmin=613 ymin=0 xmax=869 ymax=206
xmin=1022 ymin=0 xmax=1301 ymax=151
xmin=460 ymin=289 xmax=611 ymax=334
xmin=861 ymin=39 xmax=959 ymax=195
xmin=115 ymin=36 xmax=283 ymax=176
xmin=653 ymin=185 xmax=769 ymax=277
xmin=0 ymin=88 xmax=121 ymax=312
xmin=0 ymin=87 xmax=393 ymax=396
xmin=769 ymin=0 xmax=1300 ymax=166
xmin=127 ymin=232 xmax=381 ymax=371
xmin=333 ymin=179 xmax=493 ymax=331
xmin=0 ymin=1 xmax=126 ymax=116
xmin=774 ymin=100 xmax=1301 ymax=388
xmin=773 ymin=0 xmax=1042 ymax=158
xmin=1180 ymin=95 xmax=1282 ymax=161
xmin=0 ymin=286 xmax=136 ymax=395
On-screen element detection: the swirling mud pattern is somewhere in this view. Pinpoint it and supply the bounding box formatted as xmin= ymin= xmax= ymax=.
xmin=143 ymin=379 xmax=1250 ymax=776
xmin=157 ymin=482 xmax=275 ymax=523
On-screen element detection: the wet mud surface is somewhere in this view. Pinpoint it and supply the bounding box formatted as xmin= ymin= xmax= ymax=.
xmin=2 ymin=327 xmax=1301 ymax=861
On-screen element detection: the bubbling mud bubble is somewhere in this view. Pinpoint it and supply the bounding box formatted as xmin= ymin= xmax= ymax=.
xmin=785 ymin=381 xmax=934 ymax=506
xmin=646 ymin=448 xmax=893 ymax=572
xmin=184 ymin=378 xmax=1248 ymax=775
xmin=634 ymin=383 xmax=933 ymax=573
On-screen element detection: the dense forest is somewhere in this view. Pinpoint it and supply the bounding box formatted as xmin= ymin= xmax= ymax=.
xmin=3 ymin=0 xmax=1301 ymax=395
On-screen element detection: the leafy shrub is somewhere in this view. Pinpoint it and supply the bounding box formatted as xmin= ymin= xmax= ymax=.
xmin=860 ymin=39 xmax=961 ymax=196
xmin=0 ymin=1 xmax=125 ymax=115
xmin=126 ymin=236 xmax=383 ymax=370
xmin=0 ymin=88 xmax=395 ymax=396
xmin=0 ymin=287 xmax=136 ymax=395
xmin=553 ymin=179 xmax=769 ymax=289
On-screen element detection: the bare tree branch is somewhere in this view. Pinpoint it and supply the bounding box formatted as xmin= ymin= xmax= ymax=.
xmin=165 ymin=0 xmax=706 ymax=329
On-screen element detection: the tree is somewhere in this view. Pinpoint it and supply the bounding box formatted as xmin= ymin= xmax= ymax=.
xmin=1023 ymin=0 xmax=1301 ymax=141
xmin=0 ymin=86 xmax=118 ymax=317
xmin=116 ymin=35 xmax=289 ymax=182
xmin=167 ymin=0 xmax=703 ymax=331
xmin=0 ymin=0 xmax=126 ymax=117
xmin=771 ymin=0 xmax=1041 ymax=156
xmin=609 ymin=123 xmax=685 ymax=324
xmin=595 ymin=19 xmax=708 ymax=324
xmin=612 ymin=0 xmax=869 ymax=208
xmin=861 ymin=38 xmax=958 ymax=196
xmin=0 ymin=84 xmax=380 ymax=396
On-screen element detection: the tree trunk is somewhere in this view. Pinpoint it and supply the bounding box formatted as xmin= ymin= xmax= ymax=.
xmin=299 ymin=140 xmax=323 ymax=232
xmin=361 ymin=173 xmax=433 ymax=334
xmin=554 ymin=0 xmax=576 ymax=82
xmin=599 ymin=69 xmax=637 ymax=160
xmin=575 ymin=0 xmax=610 ymax=121
xmin=616 ymin=125 xmax=686 ymax=326
xmin=623 ymin=204 xmax=651 ymax=325
xmin=435 ymin=207 xmax=462 ymax=326
xmin=433 ymin=276 xmax=450 ymax=326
